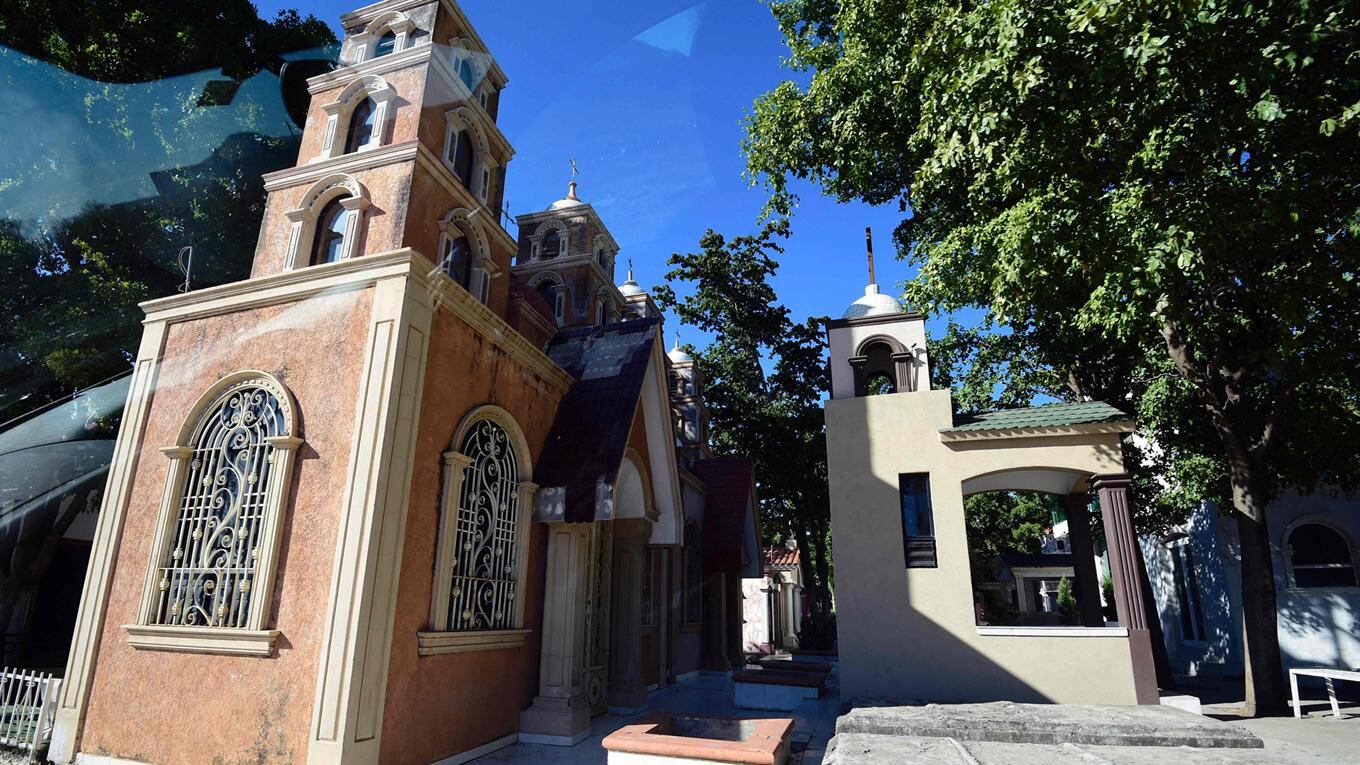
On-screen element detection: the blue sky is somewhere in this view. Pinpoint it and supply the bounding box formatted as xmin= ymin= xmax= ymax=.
xmin=258 ymin=0 xmax=923 ymax=343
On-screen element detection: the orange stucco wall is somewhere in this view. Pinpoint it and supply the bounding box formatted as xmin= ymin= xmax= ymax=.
xmin=376 ymin=308 xmax=566 ymax=765
xmin=79 ymin=288 xmax=376 ymax=765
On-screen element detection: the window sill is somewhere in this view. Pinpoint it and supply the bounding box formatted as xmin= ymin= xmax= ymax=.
xmin=417 ymin=629 xmax=532 ymax=656
xmin=124 ymin=624 xmax=280 ymax=657
xmin=976 ymin=626 xmax=1129 ymax=638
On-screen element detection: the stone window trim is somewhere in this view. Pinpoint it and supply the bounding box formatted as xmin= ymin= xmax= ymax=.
xmin=447 ymin=36 xmax=490 ymax=97
xmin=529 ymin=219 xmax=570 ymax=262
xmin=316 ymin=76 xmax=399 ymax=163
xmin=849 ymin=335 xmax=919 ymax=397
xmin=124 ymin=371 xmax=302 ymax=657
xmin=528 ymin=271 xmax=568 ymax=325
xmin=1282 ymin=516 xmax=1360 ymax=590
xmin=349 ymin=12 xmax=417 ymax=64
xmin=422 ymin=405 xmax=538 ymax=656
xmin=283 ymin=174 xmax=371 ymax=270
xmin=435 ymin=207 xmax=499 ymax=303
xmin=442 ymin=108 xmax=498 ymax=203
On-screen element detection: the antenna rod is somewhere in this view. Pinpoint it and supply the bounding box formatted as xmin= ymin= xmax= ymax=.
xmin=865 ymin=226 xmax=876 ymax=285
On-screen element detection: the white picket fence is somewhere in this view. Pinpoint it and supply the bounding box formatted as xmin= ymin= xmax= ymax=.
xmin=0 ymin=668 xmax=60 ymax=762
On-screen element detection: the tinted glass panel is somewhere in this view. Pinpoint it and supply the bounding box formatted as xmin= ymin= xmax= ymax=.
xmin=453 ymin=129 xmax=474 ymax=184
xmin=374 ymin=32 xmax=397 ymax=58
xmin=345 ymin=98 xmax=376 ymax=154
xmin=1290 ymin=524 xmax=1351 ymax=565
xmin=899 ymin=473 xmax=936 ymax=568
xmin=312 ymin=199 xmax=348 ymax=265
xmin=443 ymin=234 xmax=472 ymax=287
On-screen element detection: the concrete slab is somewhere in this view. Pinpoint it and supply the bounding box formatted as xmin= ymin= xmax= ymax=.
xmin=836 ymin=702 xmax=1263 ymax=748
xmin=822 ymin=733 xmax=1333 ymax=765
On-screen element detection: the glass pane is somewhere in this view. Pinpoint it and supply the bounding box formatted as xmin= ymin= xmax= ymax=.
xmin=1290 ymin=524 xmax=1352 ymax=566
xmin=374 ymin=32 xmax=397 ymax=58
xmin=345 ymin=98 xmax=376 ymax=154
xmin=454 ymin=129 xmax=474 ymax=184
xmin=443 ymin=235 xmax=472 ymax=287
xmin=312 ymin=199 xmax=349 ymax=265
xmin=899 ymin=473 xmax=933 ymax=538
xmin=1294 ymin=566 xmax=1359 ymax=588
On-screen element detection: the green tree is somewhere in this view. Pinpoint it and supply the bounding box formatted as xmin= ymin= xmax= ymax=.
xmin=1057 ymin=576 xmax=1079 ymax=626
xmin=745 ymin=0 xmax=1360 ymax=715
xmin=0 ymin=1 xmax=335 ymax=421
xmin=654 ymin=221 xmax=839 ymax=646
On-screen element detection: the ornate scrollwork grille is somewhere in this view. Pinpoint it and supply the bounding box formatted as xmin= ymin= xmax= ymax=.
xmin=448 ymin=419 xmax=520 ymax=631
xmin=152 ymin=384 xmax=287 ymax=628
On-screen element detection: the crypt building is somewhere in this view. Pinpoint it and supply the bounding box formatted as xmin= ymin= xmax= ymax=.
xmin=48 ymin=2 xmax=760 ymax=764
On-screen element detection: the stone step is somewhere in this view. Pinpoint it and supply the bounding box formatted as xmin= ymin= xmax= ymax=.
xmin=836 ymin=702 xmax=1262 ymax=749
xmin=823 ymin=733 xmax=1314 ymax=765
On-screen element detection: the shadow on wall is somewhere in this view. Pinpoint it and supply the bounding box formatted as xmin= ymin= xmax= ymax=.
xmin=831 ymin=399 xmax=1050 ymax=705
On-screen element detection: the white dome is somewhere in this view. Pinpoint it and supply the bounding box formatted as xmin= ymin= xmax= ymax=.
xmin=548 ymin=180 xmax=585 ymax=210
xmin=842 ymin=284 xmax=904 ymax=320
xmin=618 ymin=262 xmax=644 ymax=297
xmin=668 ymin=337 xmax=693 ymax=364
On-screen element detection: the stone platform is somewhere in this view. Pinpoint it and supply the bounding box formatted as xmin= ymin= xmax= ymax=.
xmin=837 ymin=702 xmax=1262 ymax=748
xmin=822 ymin=733 xmax=1330 ymax=765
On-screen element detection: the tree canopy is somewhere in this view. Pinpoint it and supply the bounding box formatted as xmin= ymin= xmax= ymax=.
xmin=654 ymin=221 xmax=839 ymax=646
xmin=745 ymin=0 xmax=1360 ymax=714
xmin=0 ymin=1 xmax=334 ymax=422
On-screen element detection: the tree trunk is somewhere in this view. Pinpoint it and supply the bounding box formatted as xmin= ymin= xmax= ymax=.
xmin=1234 ymin=500 xmax=1288 ymax=716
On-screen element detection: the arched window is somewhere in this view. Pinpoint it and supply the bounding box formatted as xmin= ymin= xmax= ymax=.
xmin=853 ymin=338 xmax=908 ymax=396
xmin=443 ymin=418 xmax=526 ymax=633
xmin=441 ymin=232 xmax=472 ymax=288
xmin=1288 ymin=523 xmax=1357 ymax=588
xmin=456 ymin=53 xmax=476 ymax=91
xmin=536 ymin=280 xmax=563 ymax=323
xmin=684 ymin=520 xmax=702 ymax=624
xmin=373 ymin=31 xmax=398 ymax=58
xmin=344 ymin=97 xmax=377 ymax=154
xmin=311 ymin=198 xmax=350 ymax=265
xmin=542 ymin=230 xmax=562 ymax=260
xmin=449 ymin=128 xmax=474 ymax=185
xmin=128 ymin=374 xmax=301 ymax=656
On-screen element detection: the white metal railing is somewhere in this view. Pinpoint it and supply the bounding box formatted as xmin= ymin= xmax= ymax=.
xmin=0 ymin=668 xmax=61 ymax=761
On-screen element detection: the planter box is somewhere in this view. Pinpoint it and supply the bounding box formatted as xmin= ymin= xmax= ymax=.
xmin=603 ymin=714 xmax=794 ymax=765
xmin=733 ymin=669 xmax=825 ymax=711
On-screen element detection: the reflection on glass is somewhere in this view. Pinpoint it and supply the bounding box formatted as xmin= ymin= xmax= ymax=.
xmin=312 ymin=198 xmax=349 ymax=265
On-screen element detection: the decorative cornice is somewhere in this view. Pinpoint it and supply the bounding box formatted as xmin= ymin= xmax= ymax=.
xmin=826 ymin=311 xmax=927 ymax=330
xmin=263 ymin=142 xmax=419 ymax=191
xmin=140 ymin=249 xmax=575 ymax=394
xmin=937 ymin=420 xmax=1136 ymax=443
xmin=307 ymin=42 xmax=433 ymax=94
xmin=413 ymin=144 xmax=517 ymax=253
xmin=512 ymin=255 xmax=627 ymax=308
xmin=340 ymin=0 xmax=509 ymax=88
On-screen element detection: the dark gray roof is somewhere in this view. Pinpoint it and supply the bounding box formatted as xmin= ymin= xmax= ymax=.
xmin=534 ymin=318 xmax=661 ymax=523
xmin=943 ymin=401 xmax=1131 ymax=433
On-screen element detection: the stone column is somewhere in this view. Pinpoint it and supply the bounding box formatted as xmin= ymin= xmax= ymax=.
xmin=520 ymin=522 xmax=593 ymax=745
xmin=1092 ymin=474 xmax=1159 ymax=704
xmin=607 ymin=519 xmax=652 ymax=712
xmin=1060 ymin=493 xmax=1106 ymax=628
xmin=701 ymin=572 xmax=732 ymax=672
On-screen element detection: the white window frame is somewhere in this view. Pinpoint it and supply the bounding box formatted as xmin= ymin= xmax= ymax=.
xmin=124 ymin=371 xmax=302 ymax=657
xmin=283 ymin=174 xmax=371 ymax=270
xmin=350 ymin=13 xmax=416 ymax=64
xmin=317 ymin=76 xmax=398 ymax=162
xmin=420 ymin=406 xmax=537 ymax=656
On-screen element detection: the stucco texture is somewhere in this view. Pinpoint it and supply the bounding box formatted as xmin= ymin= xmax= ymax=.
xmin=79 ymin=288 xmax=376 ymax=765
xmin=826 ymin=389 xmax=1140 ymax=705
xmin=376 ymin=307 xmax=565 ymax=765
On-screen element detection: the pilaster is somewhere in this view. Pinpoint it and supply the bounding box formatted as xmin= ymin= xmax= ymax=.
xmin=607 ymin=519 xmax=652 ymax=712
xmin=519 ymin=522 xmax=593 ymax=745
xmin=1092 ymin=473 xmax=1159 ymax=704
xmin=306 ymin=273 xmax=432 ymax=764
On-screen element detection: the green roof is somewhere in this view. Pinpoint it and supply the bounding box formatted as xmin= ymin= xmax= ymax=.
xmin=942 ymin=401 xmax=1132 ymax=433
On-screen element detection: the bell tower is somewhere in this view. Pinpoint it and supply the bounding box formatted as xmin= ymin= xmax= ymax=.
xmin=512 ymin=179 xmax=626 ymax=328
xmin=827 ymin=229 xmax=930 ymax=399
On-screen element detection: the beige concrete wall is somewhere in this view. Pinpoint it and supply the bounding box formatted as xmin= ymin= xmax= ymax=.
xmin=826 ymin=389 xmax=1139 ymax=704
xmin=79 ymin=288 xmax=376 ymax=765
xmin=376 ymin=307 xmax=565 ymax=765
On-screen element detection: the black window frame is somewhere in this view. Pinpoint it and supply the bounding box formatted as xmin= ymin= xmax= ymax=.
xmin=899 ymin=472 xmax=937 ymax=568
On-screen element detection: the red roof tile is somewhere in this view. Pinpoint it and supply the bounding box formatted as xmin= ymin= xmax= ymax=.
xmin=764 ymin=545 xmax=800 ymax=568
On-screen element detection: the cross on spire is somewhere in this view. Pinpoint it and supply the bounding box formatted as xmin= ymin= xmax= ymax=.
xmin=865 ymin=226 xmax=877 ymax=286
